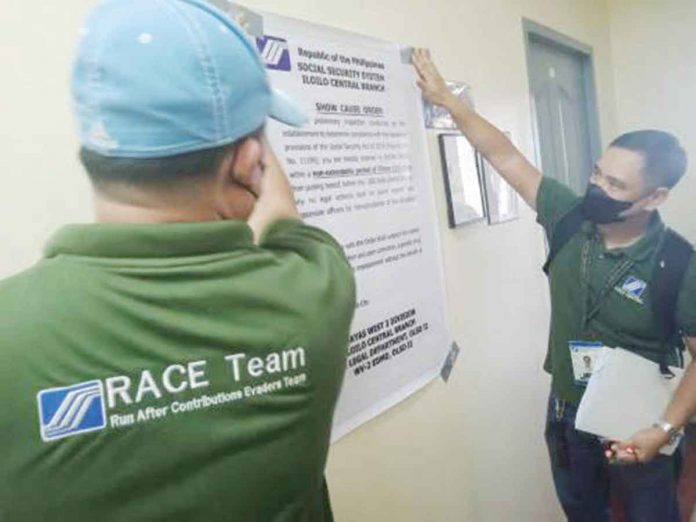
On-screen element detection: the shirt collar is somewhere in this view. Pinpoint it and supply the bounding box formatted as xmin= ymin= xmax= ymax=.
xmin=45 ymin=220 xmax=254 ymax=259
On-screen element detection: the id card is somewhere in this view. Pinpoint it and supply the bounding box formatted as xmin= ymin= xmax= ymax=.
xmin=569 ymin=341 xmax=604 ymax=385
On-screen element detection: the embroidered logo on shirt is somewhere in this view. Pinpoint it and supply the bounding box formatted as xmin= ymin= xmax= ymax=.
xmin=37 ymin=381 xmax=107 ymax=442
xmin=256 ymin=36 xmax=291 ymax=71
xmin=35 ymin=349 xmax=310 ymax=443
xmin=614 ymin=275 xmax=647 ymax=305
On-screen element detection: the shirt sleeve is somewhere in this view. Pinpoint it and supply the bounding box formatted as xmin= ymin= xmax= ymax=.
xmin=535 ymin=177 xmax=582 ymax=239
xmin=260 ymin=219 xmax=349 ymax=268
xmin=676 ymin=257 xmax=696 ymax=337
xmin=260 ymin=218 xmax=356 ymax=326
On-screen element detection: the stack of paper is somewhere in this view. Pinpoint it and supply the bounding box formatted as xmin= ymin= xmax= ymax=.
xmin=575 ymin=347 xmax=684 ymax=456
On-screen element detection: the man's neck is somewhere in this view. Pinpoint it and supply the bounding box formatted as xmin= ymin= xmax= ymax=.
xmin=94 ymin=196 xmax=219 ymax=224
xmin=597 ymin=211 xmax=654 ymax=250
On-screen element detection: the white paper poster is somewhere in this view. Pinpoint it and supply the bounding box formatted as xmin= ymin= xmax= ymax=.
xmin=229 ymin=4 xmax=451 ymax=440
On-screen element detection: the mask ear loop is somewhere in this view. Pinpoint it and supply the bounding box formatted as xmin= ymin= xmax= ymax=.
xmin=640 ymin=188 xmax=667 ymax=213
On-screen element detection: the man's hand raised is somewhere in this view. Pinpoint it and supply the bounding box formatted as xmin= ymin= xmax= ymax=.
xmin=411 ymin=48 xmax=541 ymax=208
xmin=412 ymin=48 xmax=455 ymax=108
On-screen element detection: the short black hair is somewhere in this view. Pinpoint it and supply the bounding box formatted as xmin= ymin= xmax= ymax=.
xmin=79 ymin=143 xmax=236 ymax=189
xmin=610 ymin=130 xmax=687 ymax=189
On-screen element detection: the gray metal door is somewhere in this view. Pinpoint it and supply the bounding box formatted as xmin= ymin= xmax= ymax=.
xmin=527 ymin=32 xmax=599 ymax=195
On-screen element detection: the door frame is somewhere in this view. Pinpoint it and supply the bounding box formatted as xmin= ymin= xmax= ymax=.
xmin=522 ymin=19 xmax=603 ymax=175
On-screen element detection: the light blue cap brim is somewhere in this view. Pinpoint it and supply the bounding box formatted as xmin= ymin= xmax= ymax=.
xmin=269 ymin=87 xmax=309 ymax=127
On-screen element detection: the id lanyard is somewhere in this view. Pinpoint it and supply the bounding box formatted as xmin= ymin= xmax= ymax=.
xmin=580 ymin=235 xmax=634 ymax=332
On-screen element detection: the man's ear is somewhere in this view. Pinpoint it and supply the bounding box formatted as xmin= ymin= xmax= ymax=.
xmin=644 ymin=187 xmax=670 ymax=212
xmin=229 ymin=137 xmax=264 ymax=195
xmin=213 ymin=137 xmax=264 ymax=220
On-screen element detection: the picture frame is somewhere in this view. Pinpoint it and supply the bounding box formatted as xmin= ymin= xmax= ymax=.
xmin=438 ymin=133 xmax=486 ymax=228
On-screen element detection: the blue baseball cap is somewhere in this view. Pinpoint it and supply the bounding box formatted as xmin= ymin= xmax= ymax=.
xmin=72 ymin=0 xmax=307 ymax=158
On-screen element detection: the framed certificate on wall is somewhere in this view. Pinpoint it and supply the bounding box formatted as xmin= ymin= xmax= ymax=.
xmin=438 ymin=133 xmax=486 ymax=228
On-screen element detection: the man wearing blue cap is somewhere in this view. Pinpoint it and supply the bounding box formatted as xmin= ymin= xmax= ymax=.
xmin=0 ymin=1 xmax=355 ymax=520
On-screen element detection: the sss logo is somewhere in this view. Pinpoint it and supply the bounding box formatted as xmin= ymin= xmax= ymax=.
xmin=256 ymin=35 xmax=292 ymax=71
xmin=622 ymin=276 xmax=648 ymax=300
xmin=37 ymin=381 xmax=107 ymax=442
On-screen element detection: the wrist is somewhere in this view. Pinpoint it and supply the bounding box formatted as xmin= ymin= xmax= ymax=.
xmin=440 ymin=92 xmax=462 ymax=111
xmin=652 ymin=420 xmax=682 ymax=446
xmin=443 ymin=94 xmax=473 ymax=121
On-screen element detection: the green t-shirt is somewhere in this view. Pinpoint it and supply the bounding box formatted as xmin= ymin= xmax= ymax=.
xmin=0 ymin=219 xmax=356 ymax=521
xmin=537 ymin=177 xmax=696 ymax=404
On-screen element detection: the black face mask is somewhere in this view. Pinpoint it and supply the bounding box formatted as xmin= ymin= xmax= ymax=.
xmin=580 ymin=183 xmax=634 ymax=224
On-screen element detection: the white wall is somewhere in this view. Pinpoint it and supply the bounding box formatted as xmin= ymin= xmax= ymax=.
xmin=609 ymin=0 xmax=696 ymax=241
xmin=0 ymin=2 xmax=94 ymax=273
xmin=1 ymin=1 xmax=619 ymax=520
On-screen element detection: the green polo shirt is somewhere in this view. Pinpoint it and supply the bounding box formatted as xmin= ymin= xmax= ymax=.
xmin=537 ymin=177 xmax=696 ymax=405
xmin=0 ymin=219 xmax=355 ymax=521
